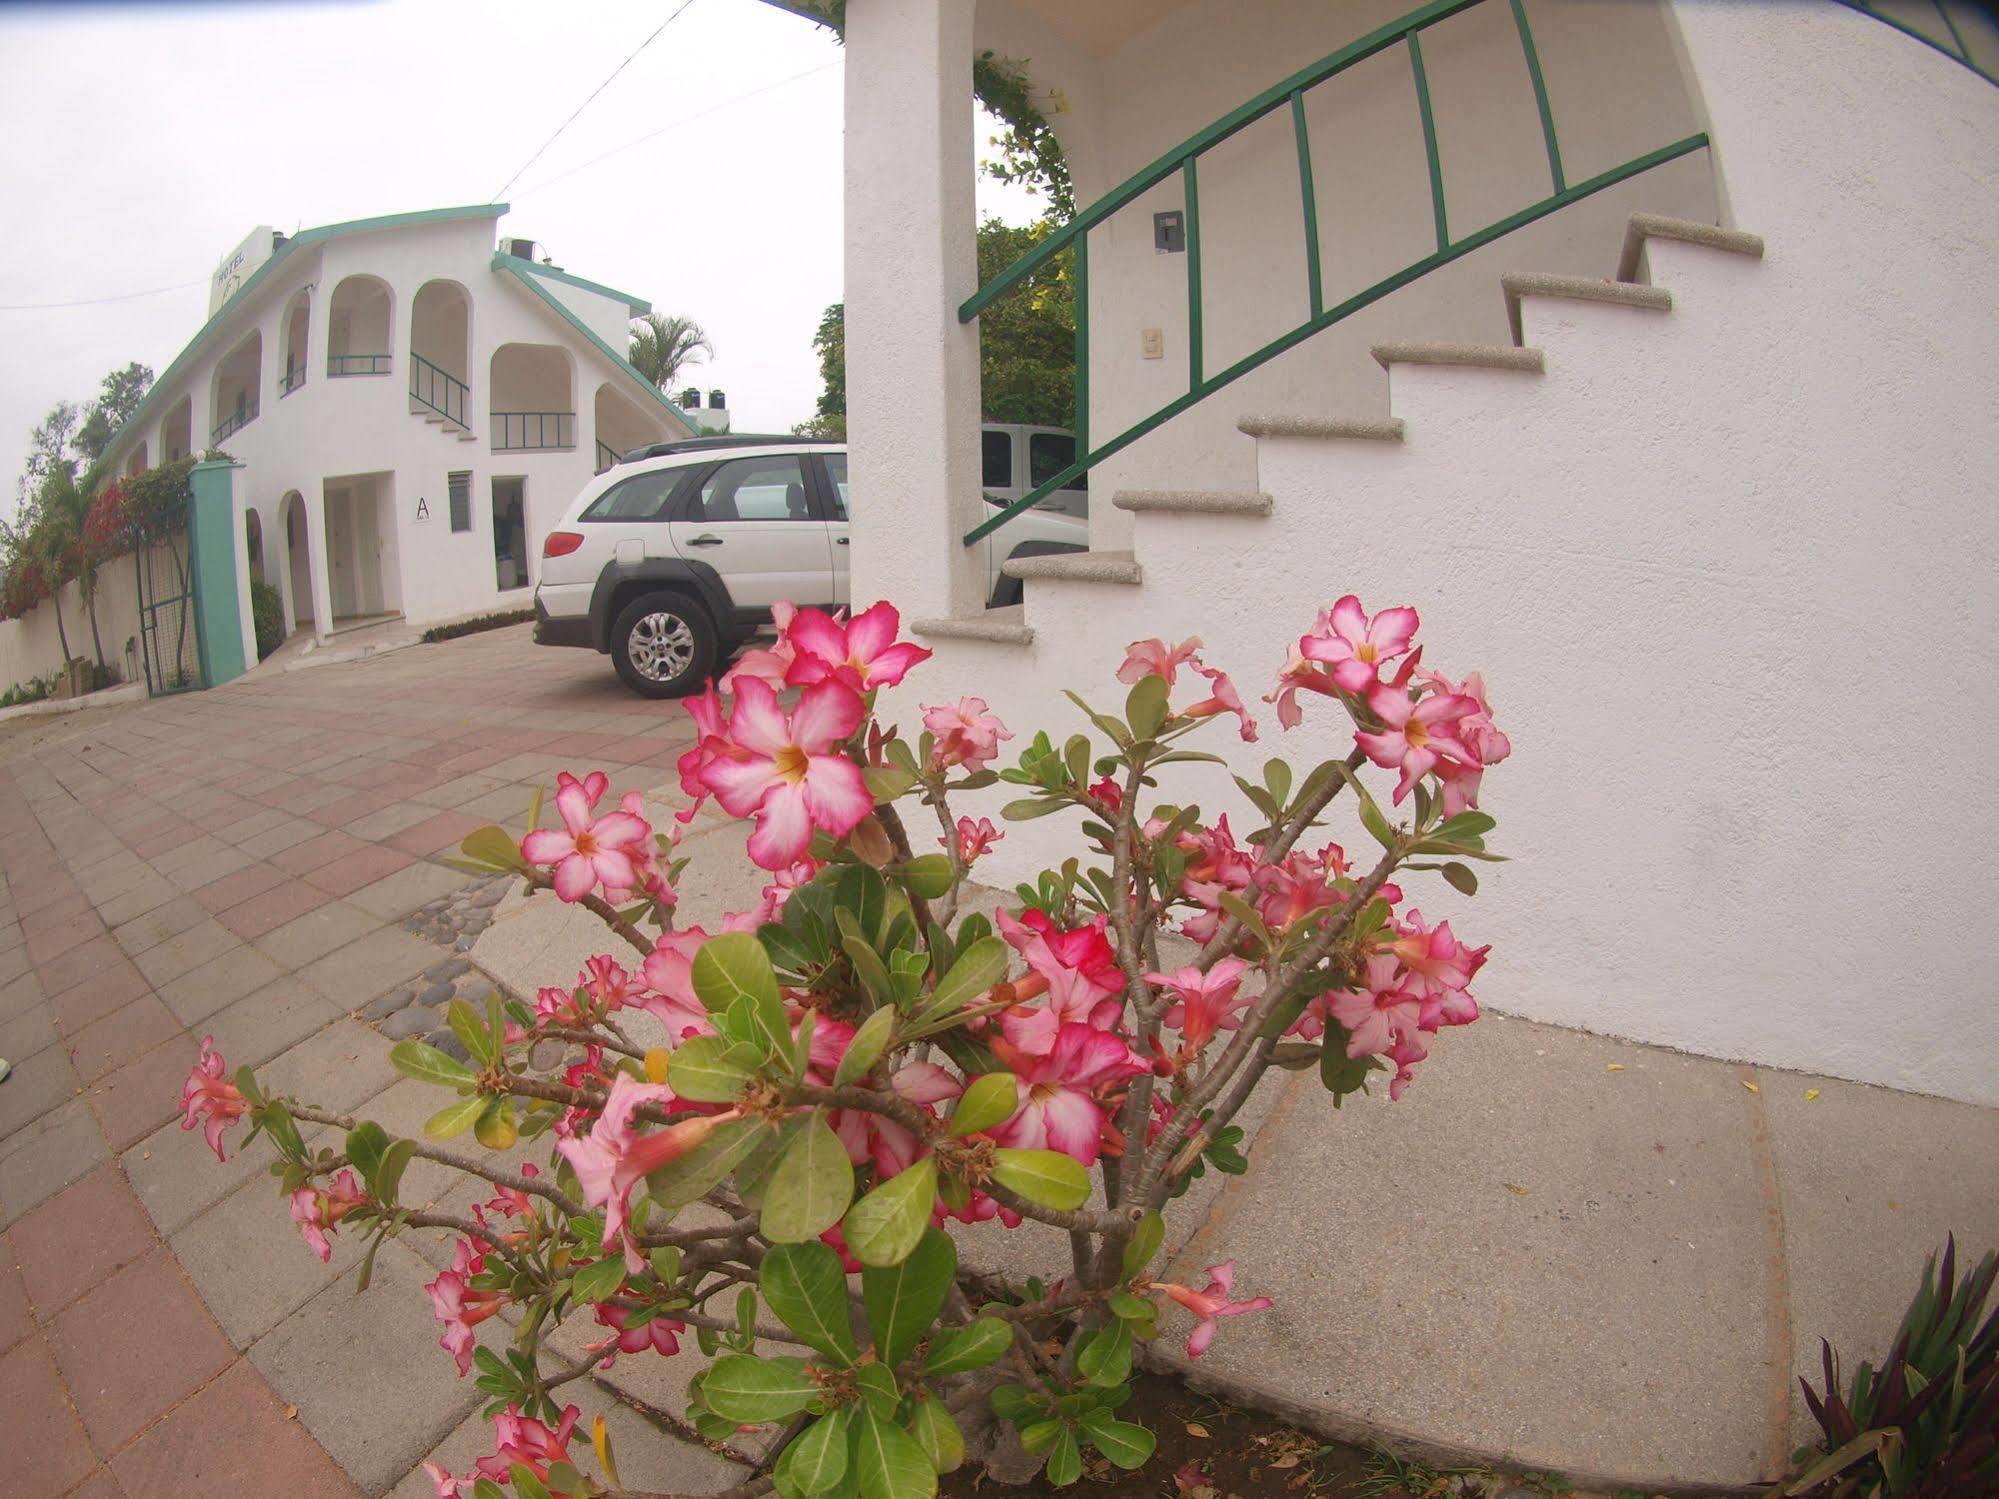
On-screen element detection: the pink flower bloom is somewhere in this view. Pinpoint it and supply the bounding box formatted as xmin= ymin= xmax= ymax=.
xmin=923 ymin=696 xmax=1013 ymax=772
xmin=1391 ymin=910 xmax=1486 ymax=1029
xmin=1264 ymin=641 xmax=1342 ymax=732
xmin=832 ymin=1059 xmax=960 ymax=1175
xmin=1326 ymin=953 xmax=1425 ymax=1059
xmin=1149 ymin=959 xmax=1253 ymax=1056
xmin=1299 ymin=595 xmax=1419 ymax=692
xmin=522 ymin=771 xmax=653 ymax=901
xmin=1181 ymin=661 xmax=1258 ymax=742
xmin=1251 ymin=843 xmax=1352 ymax=933
xmin=942 ymin=815 xmax=1003 ymax=865
xmin=1172 ymin=816 xmax=1255 ymax=944
xmin=996 ymin=909 xmax=1124 ymax=1053
xmin=474 ymin=1405 xmax=581 ymax=1485
xmin=1414 ymin=667 xmax=1512 ymax=815
xmin=989 ymin=1023 xmax=1146 ymax=1166
xmin=420 ymin=1464 xmax=476 ymax=1499
xmin=555 ymin=1074 xmax=741 ymax=1270
xmin=719 ymin=601 xmax=800 ymax=693
xmin=1117 ymin=637 xmax=1202 ymax=687
xmin=589 ymin=1300 xmax=686 ymax=1364
xmin=676 ymin=684 xmax=733 ymax=823
xmin=697 ymin=677 xmax=873 ymax=871
xmin=785 ymin=601 xmax=932 ymax=691
xmin=1154 ymin=1261 xmax=1274 ymax=1357
xmin=180 ymin=1036 xmax=247 ymax=1162
xmin=638 ymin=928 xmax=719 ymax=1042
xmin=1086 ymin=776 xmax=1123 ymax=813
xmin=1354 ymin=682 xmax=1480 ymax=804
xmin=471 ymin=1164 xmax=539 ymax=1245
xmin=288 ymin=1169 xmax=368 ymax=1262
xmin=426 ymin=1239 xmax=510 ymax=1376
xmin=1384 ymin=1029 xmax=1431 ymax=1101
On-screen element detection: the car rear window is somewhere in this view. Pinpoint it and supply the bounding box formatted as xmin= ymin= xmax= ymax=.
xmin=580 ymin=468 xmax=681 ymax=521
xmin=982 ymin=430 xmax=1012 ymax=488
xmin=691 ymin=456 xmax=813 ymax=522
xmin=1029 ymin=432 xmax=1086 ymax=491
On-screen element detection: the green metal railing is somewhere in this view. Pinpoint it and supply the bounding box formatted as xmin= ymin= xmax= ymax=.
xmin=957 ymin=0 xmax=1713 ymax=545
xmin=1841 ymin=0 xmax=1997 ymax=85
xmin=280 ymin=363 xmax=306 ymax=396
xmin=595 ymin=439 xmax=621 ymax=473
xmin=493 ymin=411 xmax=575 ymax=451
xmin=328 ymin=353 xmax=392 ymax=377
xmin=410 ymin=352 xmax=471 ymax=427
xmin=210 ymin=403 xmax=257 ymax=444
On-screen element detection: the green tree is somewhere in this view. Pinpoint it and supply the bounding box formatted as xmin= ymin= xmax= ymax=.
xmin=795 ymin=303 xmax=846 ymax=440
xmin=73 ymin=362 xmax=154 ymax=469
xmin=628 ymin=314 xmax=713 ymax=391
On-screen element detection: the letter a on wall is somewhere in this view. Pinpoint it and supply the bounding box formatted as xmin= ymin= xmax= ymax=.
xmin=414 ymin=495 xmax=432 ymax=524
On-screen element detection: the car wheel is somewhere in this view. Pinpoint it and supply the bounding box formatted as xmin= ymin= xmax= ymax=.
xmin=611 ymin=592 xmax=715 ymax=698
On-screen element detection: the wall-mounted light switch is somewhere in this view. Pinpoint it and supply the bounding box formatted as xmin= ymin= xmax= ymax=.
xmin=1141 ymin=328 xmax=1164 ymax=359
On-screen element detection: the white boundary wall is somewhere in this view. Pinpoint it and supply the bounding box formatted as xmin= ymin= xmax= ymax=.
xmin=0 ymin=538 xmax=186 ymax=696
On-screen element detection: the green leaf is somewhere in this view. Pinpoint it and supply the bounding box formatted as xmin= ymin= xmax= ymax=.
xmin=863 ymin=765 xmax=919 ymax=802
xmin=701 ymin=1354 xmax=818 ymax=1423
xmin=921 ymin=1317 xmax=1012 ymax=1377
xmin=459 ymin=824 xmax=529 ymax=872
xmin=761 ymin=1242 xmax=860 ymax=1365
xmin=1121 ymin=1211 xmax=1164 ymax=1280
xmin=834 ymin=864 xmax=894 ymax=944
xmin=424 ymin=1094 xmax=488 ymax=1140
xmin=509 ymin=1464 xmax=553 ymax=1499
xmin=862 ymin=1226 xmax=955 ymax=1367
xmin=374 ymin=1138 xmax=415 ymax=1207
xmin=692 ymin=931 xmax=785 ymax=1033
xmin=834 ymin=1007 xmax=896 ymax=1086
xmin=774 ymin=1409 xmax=852 ymax=1499
xmin=1046 ymin=1426 xmax=1083 ymax=1486
xmin=1321 ymin=1022 xmax=1375 ymax=1099
xmin=920 ymin=937 xmax=1008 ymax=1020
xmin=999 ymin=797 xmax=1068 ymax=821
xmin=1264 ymin=758 xmax=1293 ymax=811
xmin=1125 ymin=673 xmax=1170 ymax=739
xmin=853 ymin=1361 xmax=900 ymax=1419
xmin=761 ymin=1114 xmax=855 ymax=1244
xmin=354 ymin=1230 xmax=382 ymax=1293
xmin=948 ymin=1073 xmax=1018 ymax=1137
xmin=447 ymin=1000 xmax=497 ymax=1067
xmin=1440 ymin=861 xmax=1478 ymax=896
xmin=472 ymin=1095 xmax=517 ymax=1150
xmin=1080 ymin=1410 xmax=1154 ymax=1470
xmin=389 ymin=1039 xmax=473 ymax=1089
xmin=648 ymin=1118 xmax=768 ymax=1209
xmin=891 ymin=854 xmax=954 ymax=900
xmin=849 ymin=1407 xmax=937 ymax=1499
xmin=907 ymin=1395 xmax=965 ymax=1474
xmin=344 ymin=1122 xmax=388 ymax=1196
xmin=472 ymin=1482 xmax=507 ymax=1499
xmin=1077 ymin=1319 xmax=1131 ymax=1386
xmin=842 ymin=1158 xmax=937 ymax=1268
xmin=666 ymin=1035 xmax=756 ymax=1103
xmin=570 ymin=1255 xmax=627 ymax=1306
xmin=842 ymin=930 xmax=897 ymax=1011
xmin=990 ymin=1148 xmax=1090 ymax=1212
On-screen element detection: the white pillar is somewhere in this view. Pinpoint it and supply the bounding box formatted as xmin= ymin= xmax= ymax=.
xmin=230 ymin=491 xmax=257 ymax=670
xmin=305 ymin=489 xmax=334 ymax=640
xmin=844 ymin=0 xmax=987 ymax=622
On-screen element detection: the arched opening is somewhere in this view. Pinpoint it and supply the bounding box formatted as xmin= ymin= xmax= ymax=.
xmin=410 ymin=279 xmax=473 ymax=428
xmin=489 ymin=343 xmax=575 ymax=451
xmin=161 ymin=396 xmax=192 ymax=463
xmin=125 ymin=441 xmax=147 ymax=478
xmin=280 ymin=288 xmax=311 ymax=396
xmin=327 ymin=274 xmax=394 ymax=377
xmin=593 ymin=383 xmax=658 ymax=472
xmin=244 ymin=508 xmax=265 ymax=586
xmin=210 ymin=330 xmax=262 ymax=444
xmin=281 ymin=490 xmax=312 ymax=628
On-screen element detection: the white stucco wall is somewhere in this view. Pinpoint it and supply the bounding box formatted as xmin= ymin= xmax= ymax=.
xmin=873 ymin=1 xmax=1999 ymax=1104
xmin=0 ymin=537 xmax=195 ymax=696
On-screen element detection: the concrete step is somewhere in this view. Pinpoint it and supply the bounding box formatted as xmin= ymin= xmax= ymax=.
xmin=909 ymin=604 xmax=1033 ymax=645
xmin=1373 ymin=340 xmax=1545 ymax=374
xmin=1002 ymin=549 xmax=1141 ymax=585
xmin=1501 ymin=271 xmax=1672 ymax=344
xmin=1113 ymin=489 xmax=1273 ymax=517
xmin=1618 ymin=211 xmax=1766 ymax=282
xmin=1238 ymin=413 xmax=1404 ymax=442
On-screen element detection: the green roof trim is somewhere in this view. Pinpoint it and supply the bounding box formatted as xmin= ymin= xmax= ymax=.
xmin=509 ymin=258 xmax=652 ymax=315
xmin=91 ymin=203 xmax=510 ymax=483
xmin=493 ymin=254 xmax=699 ymax=437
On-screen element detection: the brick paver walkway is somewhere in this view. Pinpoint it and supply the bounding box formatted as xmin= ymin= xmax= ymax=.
xmin=0 ymin=627 xmax=710 ymax=1497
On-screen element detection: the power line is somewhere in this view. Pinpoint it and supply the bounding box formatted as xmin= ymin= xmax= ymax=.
xmin=490 ymin=0 xmax=702 ymax=201
xmin=0 ymin=276 xmax=206 ymax=314
xmin=512 ymin=58 xmax=840 ymax=199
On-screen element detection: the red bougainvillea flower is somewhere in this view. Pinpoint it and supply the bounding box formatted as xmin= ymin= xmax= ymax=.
xmin=588 ymin=1300 xmax=686 ymax=1364
xmin=638 ymin=929 xmax=720 ymax=1042
xmin=698 ymin=677 xmax=872 ymax=870
xmin=180 ymin=1036 xmax=247 ymax=1162
xmin=288 ymin=1169 xmax=368 ymax=1262
xmin=426 ymin=1239 xmax=511 ymax=1376
xmin=943 ymin=815 xmax=1003 ymax=865
xmin=1326 ymin=953 xmax=1425 ymax=1060
xmin=1152 ymin=1260 xmax=1274 ymax=1357
xmin=522 ymin=770 xmax=652 ymax=901
xmin=1118 ymin=636 xmax=1202 ymax=686
xmin=473 ymin=1405 xmax=582 ymax=1484
xmin=1300 ymin=595 xmax=1420 ymax=692
xmin=785 ymin=600 xmax=932 ymax=691
xmin=989 ymin=1022 xmax=1146 ymax=1166
xmin=923 ymin=696 xmax=1013 ymax=772
xmin=555 ymin=1073 xmax=742 ymax=1270
xmin=1149 ymin=959 xmax=1253 ymax=1057
xmin=1354 ymin=682 xmax=1481 ymax=804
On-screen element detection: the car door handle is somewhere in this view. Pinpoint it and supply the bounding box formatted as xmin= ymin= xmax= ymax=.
xmin=685 ymin=534 xmax=724 ymax=547
xmin=835 ymin=536 xmax=849 ymax=546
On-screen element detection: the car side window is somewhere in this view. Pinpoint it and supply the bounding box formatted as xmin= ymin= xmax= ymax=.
xmin=579 ymin=467 xmax=681 ymax=521
xmin=1029 ymin=432 xmax=1086 ymax=492
xmin=821 ymin=454 xmax=850 ymax=521
xmin=690 ymin=456 xmax=814 ymax=523
xmin=982 ymin=431 xmax=1012 ymax=488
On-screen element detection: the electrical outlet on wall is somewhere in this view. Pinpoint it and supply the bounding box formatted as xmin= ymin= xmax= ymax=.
xmin=1141 ymin=328 xmax=1164 ymax=360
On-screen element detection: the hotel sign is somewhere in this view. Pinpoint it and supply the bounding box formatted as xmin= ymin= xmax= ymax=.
xmin=210 ymin=226 xmax=279 ymax=316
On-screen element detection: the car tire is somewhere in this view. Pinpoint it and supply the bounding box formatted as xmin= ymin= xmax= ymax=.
xmin=610 ymin=591 xmax=716 ymax=699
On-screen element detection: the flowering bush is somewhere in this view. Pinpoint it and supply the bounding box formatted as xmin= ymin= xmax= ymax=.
xmin=185 ymin=595 xmax=1509 ymax=1498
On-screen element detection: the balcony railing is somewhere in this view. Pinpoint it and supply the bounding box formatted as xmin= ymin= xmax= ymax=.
xmin=595 ymin=439 xmax=622 ymax=473
xmin=280 ymin=364 xmax=306 ymax=396
xmin=328 ymin=353 xmax=392 ymax=377
xmin=211 ymin=403 xmax=258 ymax=444
xmin=493 ymin=411 xmax=576 ymax=451
xmin=410 ymin=352 xmax=470 ymax=427
xmin=1840 ymin=0 xmax=1997 ymax=85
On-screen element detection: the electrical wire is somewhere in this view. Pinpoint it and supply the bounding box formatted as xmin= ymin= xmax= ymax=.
xmin=489 ymin=0 xmax=701 ymax=201
xmin=0 ymin=276 xmax=206 ymax=314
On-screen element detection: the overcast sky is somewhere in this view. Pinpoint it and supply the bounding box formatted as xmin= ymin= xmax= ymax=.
xmin=0 ymin=0 xmax=1039 ymax=515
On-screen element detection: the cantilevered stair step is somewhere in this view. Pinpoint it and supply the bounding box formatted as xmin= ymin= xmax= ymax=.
xmin=1237 ymin=414 xmax=1404 ymax=442
xmin=1372 ymin=341 xmax=1545 ymax=374
xmin=1617 ymin=212 xmax=1766 ymax=283
xmin=1002 ymin=550 xmax=1142 ymax=585
xmin=1500 ymin=272 xmax=1672 ymax=345
xmin=1113 ymin=489 xmax=1274 ymax=517
xmin=910 ymin=604 xmax=1033 ymax=645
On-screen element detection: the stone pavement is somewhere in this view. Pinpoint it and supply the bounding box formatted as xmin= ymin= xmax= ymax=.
xmin=1 ymin=621 xmax=1994 ymax=1496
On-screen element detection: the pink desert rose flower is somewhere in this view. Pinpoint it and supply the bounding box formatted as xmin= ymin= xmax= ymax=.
xmin=589 ymin=1300 xmax=686 ymax=1364
xmin=1149 ymin=959 xmax=1253 ymax=1056
xmin=989 ymin=1022 xmax=1146 ymax=1166
xmin=1413 ymin=666 xmax=1512 ymax=815
xmin=697 ymin=677 xmax=873 ymax=870
xmin=996 ymin=908 xmax=1124 ymax=1053
xmin=785 ymin=601 xmax=933 ymax=691
xmin=832 ymin=1058 xmax=961 ymax=1175
xmin=1326 ymin=953 xmax=1426 ymax=1059
xmin=943 ymin=815 xmax=1003 ymax=865
xmin=1181 ymin=660 xmax=1259 ymax=742
xmin=1118 ymin=636 xmax=1202 ymax=686
xmin=289 ymin=1169 xmax=368 ymax=1262
xmin=675 ymin=684 xmax=733 ymax=823
xmin=474 ymin=1405 xmax=582 ymax=1485
xmin=923 ymin=696 xmax=1013 ymax=772
xmin=522 ymin=771 xmax=652 ymax=901
xmin=1391 ymin=909 xmax=1486 ymax=1028
xmin=719 ymin=600 xmax=801 ymax=693
xmin=1354 ymin=682 xmax=1481 ymax=804
xmin=180 ymin=1035 xmax=247 ymax=1162
xmin=555 ymin=1073 xmax=742 ymax=1270
xmin=1299 ymin=595 xmax=1420 ymax=691
xmin=1153 ymin=1260 xmax=1274 ymax=1357
xmin=426 ymin=1239 xmax=510 ymax=1376
xmin=638 ymin=928 xmax=720 ymax=1042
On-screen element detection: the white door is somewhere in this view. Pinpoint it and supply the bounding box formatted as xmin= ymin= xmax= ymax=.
xmin=823 ymin=452 xmax=851 ymax=608
xmin=666 ymin=454 xmax=835 ymax=614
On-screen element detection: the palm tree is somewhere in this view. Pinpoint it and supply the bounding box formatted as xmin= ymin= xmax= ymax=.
xmin=628 ymin=314 xmax=713 ymax=391
xmin=43 ymin=469 xmax=106 ymax=668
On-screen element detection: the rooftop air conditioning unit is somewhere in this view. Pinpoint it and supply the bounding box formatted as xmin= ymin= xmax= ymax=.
xmin=506 ymin=238 xmax=538 ymax=261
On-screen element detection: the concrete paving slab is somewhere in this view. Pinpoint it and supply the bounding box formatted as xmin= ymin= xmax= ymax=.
xmin=251 ymin=900 xmax=384 ymax=970
xmin=0 ymin=996 xmax=57 ymax=1065
xmin=134 ymin=917 xmax=242 ymax=989
xmin=172 ymin=1171 xmax=358 ymax=1347
xmin=203 ymin=978 xmax=347 ymax=1071
xmin=112 ymin=894 xmax=210 ymax=957
xmin=0 ymin=1099 xmax=108 ymax=1228
xmin=257 ymin=1020 xmax=397 ymax=1116
xmin=301 ymin=927 xmax=440 ymax=1011
xmin=159 ymin=941 xmax=286 ymax=1026
xmin=0 ymin=1042 xmax=81 ymax=1142
xmin=347 ymin=860 xmax=478 ymax=922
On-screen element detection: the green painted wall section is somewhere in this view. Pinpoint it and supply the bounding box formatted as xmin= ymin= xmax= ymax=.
xmin=188 ymin=461 xmax=247 ymax=687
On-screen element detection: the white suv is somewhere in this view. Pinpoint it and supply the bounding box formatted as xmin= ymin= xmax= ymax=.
xmin=532 ymin=436 xmax=1088 ymax=697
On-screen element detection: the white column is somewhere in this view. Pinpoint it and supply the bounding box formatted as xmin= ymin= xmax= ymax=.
xmin=230 ymin=490 xmax=257 ymax=670
xmin=844 ymin=0 xmax=986 ymax=622
xmin=305 ymin=489 xmax=334 ymax=640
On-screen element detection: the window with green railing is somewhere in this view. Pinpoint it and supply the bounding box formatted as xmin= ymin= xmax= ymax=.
xmin=328 ymin=353 xmax=392 ymax=378
xmin=492 ymin=412 xmax=575 ymax=451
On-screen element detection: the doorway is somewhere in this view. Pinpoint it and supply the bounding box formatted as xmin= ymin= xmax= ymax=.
xmin=492 ymin=476 xmax=528 ymax=593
